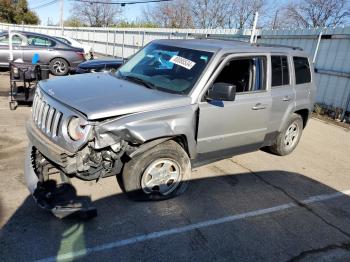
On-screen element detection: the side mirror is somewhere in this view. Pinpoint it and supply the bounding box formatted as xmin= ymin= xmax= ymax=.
xmin=207 ymin=82 xmax=236 ymax=101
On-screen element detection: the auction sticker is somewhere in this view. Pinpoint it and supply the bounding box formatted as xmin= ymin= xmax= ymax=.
xmin=169 ymin=55 xmax=196 ymax=70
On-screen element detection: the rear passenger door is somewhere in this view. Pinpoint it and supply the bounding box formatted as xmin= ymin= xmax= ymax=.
xmin=292 ymin=56 xmax=312 ymax=109
xmin=269 ymin=55 xmax=295 ymax=132
xmin=22 ymin=34 xmax=56 ymax=63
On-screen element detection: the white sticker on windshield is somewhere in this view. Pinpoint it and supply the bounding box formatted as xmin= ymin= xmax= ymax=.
xmin=169 ymin=55 xmax=196 ymax=70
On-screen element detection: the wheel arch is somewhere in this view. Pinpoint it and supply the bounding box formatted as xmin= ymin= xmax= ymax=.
xmin=49 ymin=57 xmax=71 ymax=67
xmin=294 ymin=108 xmax=309 ymax=128
xmin=127 ymin=135 xmax=191 ymax=159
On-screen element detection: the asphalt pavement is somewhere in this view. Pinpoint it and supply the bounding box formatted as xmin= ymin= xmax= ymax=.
xmin=0 ymin=71 xmax=350 ymax=262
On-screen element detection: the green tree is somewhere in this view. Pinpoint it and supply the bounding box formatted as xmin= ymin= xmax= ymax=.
xmin=0 ymin=0 xmax=40 ymax=24
xmin=0 ymin=0 xmax=15 ymax=23
xmin=64 ymin=17 xmax=86 ymax=27
xmin=116 ymin=20 xmax=158 ymax=28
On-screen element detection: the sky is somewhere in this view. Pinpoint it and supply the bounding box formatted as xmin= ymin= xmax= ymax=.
xmin=28 ymin=0 xmax=152 ymax=25
xmin=28 ymin=0 xmax=289 ymax=27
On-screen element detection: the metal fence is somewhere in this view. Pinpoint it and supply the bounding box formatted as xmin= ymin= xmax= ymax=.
xmin=1 ymin=23 xmax=350 ymax=116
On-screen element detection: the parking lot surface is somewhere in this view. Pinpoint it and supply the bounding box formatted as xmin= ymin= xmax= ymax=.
xmin=0 ymin=71 xmax=350 ymax=262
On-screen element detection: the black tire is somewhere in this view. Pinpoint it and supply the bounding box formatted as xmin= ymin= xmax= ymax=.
xmin=268 ymin=113 xmax=303 ymax=156
xmin=49 ymin=58 xmax=69 ymax=76
xmin=121 ymin=140 xmax=191 ymax=201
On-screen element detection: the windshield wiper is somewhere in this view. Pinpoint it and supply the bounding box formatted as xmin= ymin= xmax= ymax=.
xmin=121 ymin=75 xmax=157 ymax=90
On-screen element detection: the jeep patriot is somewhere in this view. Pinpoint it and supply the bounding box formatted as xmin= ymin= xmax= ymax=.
xmin=24 ymin=39 xmax=316 ymax=217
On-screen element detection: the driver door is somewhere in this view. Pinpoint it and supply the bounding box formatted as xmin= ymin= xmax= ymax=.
xmin=196 ymin=54 xmax=272 ymax=158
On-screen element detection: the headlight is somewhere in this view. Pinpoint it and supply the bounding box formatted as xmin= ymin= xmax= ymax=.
xmin=68 ymin=117 xmax=87 ymax=141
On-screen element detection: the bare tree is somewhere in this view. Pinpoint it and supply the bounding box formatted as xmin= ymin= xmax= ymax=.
xmin=142 ymin=0 xmax=193 ymax=28
xmin=284 ymin=0 xmax=350 ymax=28
xmin=71 ymin=0 xmax=122 ymax=27
xmin=190 ymin=0 xmax=229 ymax=28
xmin=227 ymin=0 xmax=266 ymax=29
xmin=144 ymin=0 xmax=230 ymax=29
xmin=259 ymin=0 xmax=286 ymax=29
xmin=143 ymin=0 xmax=268 ymax=29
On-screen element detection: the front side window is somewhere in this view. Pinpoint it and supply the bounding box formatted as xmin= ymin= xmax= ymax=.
xmin=271 ymin=55 xmax=289 ymax=87
xmin=27 ymin=35 xmax=55 ymax=47
xmin=117 ymin=43 xmax=213 ymax=94
xmin=293 ymin=56 xmax=311 ymax=84
xmin=0 ymin=34 xmax=9 ymax=45
xmin=213 ymin=56 xmax=267 ymax=93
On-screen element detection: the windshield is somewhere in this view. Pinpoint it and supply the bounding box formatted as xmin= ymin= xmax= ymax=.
xmin=117 ymin=43 xmax=213 ymax=94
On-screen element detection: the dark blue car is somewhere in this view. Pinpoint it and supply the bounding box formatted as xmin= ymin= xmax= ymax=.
xmin=75 ymin=59 xmax=124 ymax=74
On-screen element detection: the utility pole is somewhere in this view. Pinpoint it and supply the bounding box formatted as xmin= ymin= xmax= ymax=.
xmin=60 ymin=0 xmax=64 ymax=35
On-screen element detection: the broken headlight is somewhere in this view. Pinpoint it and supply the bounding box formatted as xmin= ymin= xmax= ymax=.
xmin=68 ymin=117 xmax=88 ymax=141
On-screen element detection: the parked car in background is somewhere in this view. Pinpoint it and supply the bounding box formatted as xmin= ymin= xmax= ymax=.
xmin=24 ymin=39 xmax=316 ymax=217
xmin=54 ymin=35 xmax=93 ymax=59
xmin=75 ymin=58 xmax=123 ymax=74
xmin=0 ymin=31 xmax=86 ymax=76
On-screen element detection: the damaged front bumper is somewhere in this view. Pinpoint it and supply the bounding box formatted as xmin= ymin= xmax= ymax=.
xmin=24 ymin=143 xmax=97 ymax=219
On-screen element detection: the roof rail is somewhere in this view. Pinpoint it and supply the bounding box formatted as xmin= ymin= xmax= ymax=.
xmin=254 ymin=42 xmax=303 ymax=51
xmin=194 ymin=35 xmax=303 ymax=51
xmin=194 ymin=35 xmax=248 ymax=43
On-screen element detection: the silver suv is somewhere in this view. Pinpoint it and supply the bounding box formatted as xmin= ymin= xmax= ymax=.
xmin=24 ymin=39 xmax=316 ymax=217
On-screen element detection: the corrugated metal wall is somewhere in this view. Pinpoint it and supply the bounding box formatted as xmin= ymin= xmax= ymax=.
xmin=1 ymin=23 xmax=349 ymax=113
xmin=259 ymin=27 xmax=350 ymax=115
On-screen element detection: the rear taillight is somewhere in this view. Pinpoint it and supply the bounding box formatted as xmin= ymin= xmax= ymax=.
xmin=76 ymin=52 xmax=85 ymax=60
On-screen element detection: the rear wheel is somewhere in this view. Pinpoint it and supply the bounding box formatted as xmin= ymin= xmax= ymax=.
xmin=49 ymin=58 xmax=69 ymax=76
xmin=121 ymin=140 xmax=191 ymax=201
xmin=268 ymin=113 xmax=303 ymax=156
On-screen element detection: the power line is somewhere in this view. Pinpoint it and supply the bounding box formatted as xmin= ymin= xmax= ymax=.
xmin=70 ymin=0 xmax=172 ymax=6
xmin=31 ymin=0 xmax=59 ymax=9
xmin=31 ymin=0 xmax=172 ymax=10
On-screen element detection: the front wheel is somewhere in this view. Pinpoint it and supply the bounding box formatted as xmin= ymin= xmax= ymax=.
xmin=268 ymin=113 xmax=303 ymax=156
xmin=49 ymin=58 xmax=69 ymax=76
xmin=121 ymin=140 xmax=191 ymax=201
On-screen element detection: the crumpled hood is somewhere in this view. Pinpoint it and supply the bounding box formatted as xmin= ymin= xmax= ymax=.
xmin=40 ymin=73 xmax=191 ymax=120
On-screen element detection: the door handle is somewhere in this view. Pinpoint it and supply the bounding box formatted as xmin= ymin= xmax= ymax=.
xmin=283 ymin=96 xmax=291 ymax=102
xmin=252 ymin=103 xmax=267 ymax=110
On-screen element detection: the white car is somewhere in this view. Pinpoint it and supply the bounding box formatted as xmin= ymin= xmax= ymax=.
xmin=55 ymin=35 xmax=93 ymax=58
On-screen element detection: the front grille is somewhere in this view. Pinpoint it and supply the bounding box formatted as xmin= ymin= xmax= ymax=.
xmin=32 ymin=92 xmax=62 ymax=138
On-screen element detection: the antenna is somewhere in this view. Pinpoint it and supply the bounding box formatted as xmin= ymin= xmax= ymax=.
xmin=250 ymin=12 xmax=258 ymax=44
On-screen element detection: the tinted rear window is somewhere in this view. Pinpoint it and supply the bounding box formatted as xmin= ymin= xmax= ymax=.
xmin=271 ymin=56 xmax=289 ymax=87
xmin=293 ymin=57 xmax=311 ymax=84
